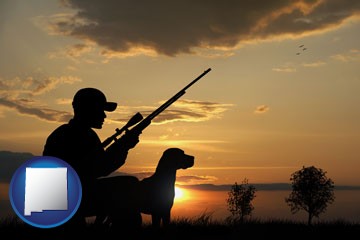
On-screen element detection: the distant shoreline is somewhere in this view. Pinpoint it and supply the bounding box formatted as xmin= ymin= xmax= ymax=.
xmin=178 ymin=183 xmax=360 ymax=191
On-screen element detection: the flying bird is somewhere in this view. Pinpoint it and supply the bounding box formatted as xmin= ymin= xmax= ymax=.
xmin=296 ymin=45 xmax=307 ymax=55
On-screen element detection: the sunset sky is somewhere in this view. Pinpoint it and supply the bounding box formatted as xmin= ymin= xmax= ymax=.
xmin=1 ymin=0 xmax=360 ymax=188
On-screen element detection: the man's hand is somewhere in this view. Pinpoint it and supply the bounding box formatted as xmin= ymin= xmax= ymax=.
xmin=119 ymin=131 xmax=139 ymax=150
xmin=104 ymin=130 xmax=140 ymax=171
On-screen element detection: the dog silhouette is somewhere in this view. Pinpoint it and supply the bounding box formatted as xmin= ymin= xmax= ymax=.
xmin=139 ymin=148 xmax=194 ymax=227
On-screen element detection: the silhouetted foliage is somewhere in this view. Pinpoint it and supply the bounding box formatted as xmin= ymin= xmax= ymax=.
xmin=226 ymin=178 xmax=256 ymax=222
xmin=1 ymin=214 xmax=360 ymax=239
xmin=285 ymin=166 xmax=335 ymax=226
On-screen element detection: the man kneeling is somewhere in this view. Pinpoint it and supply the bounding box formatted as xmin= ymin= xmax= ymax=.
xmin=43 ymin=88 xmax=141 ymax=228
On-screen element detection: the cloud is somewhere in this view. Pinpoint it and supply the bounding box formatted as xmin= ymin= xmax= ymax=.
xmin=272 ymin=66 xmax=297 ymax=72
xmin=0 ymin=73 xmax=232 ymax=124
xmin=254 ymin=105 xmax=270 ymax=114
xmin=0 ymin=75 xmax=80 ymax=122
xmin=48 ymin=43 xmax=93 ymax=62
xmin=331 ymin=49 xmax=360 ymax=62
xmin=176 ymin=175 xmax=218 ymax=185
xmin=302 ymin=60 xmax=326 ymax=67
xmin=0 ymin=97 xmax=72 ymax=122
xmin=109 ymin=171 xmax=217 ymax=185
xmin=0 ymin=75 xmax=81 ymax=97
xmin=56 ymin=98 xmax=72 ymax=105
xmin=44 ymin=0 xmax=360 ymax=57
xmin=112 ymin=99 xmax=234 ymax=124
xmin=65 ymin=43 xmax=93 ymax=57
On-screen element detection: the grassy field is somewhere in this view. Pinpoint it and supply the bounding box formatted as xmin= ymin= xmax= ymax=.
xmin=1 ymin=213 xmax=359 ymax=239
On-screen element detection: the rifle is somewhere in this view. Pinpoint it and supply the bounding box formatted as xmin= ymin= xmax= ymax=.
xmin=102 ymin=68 xmax=212 ymax=148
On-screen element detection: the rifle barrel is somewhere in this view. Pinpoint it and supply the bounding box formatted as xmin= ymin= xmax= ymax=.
xmin=103 ymin=68 xmax=211 ymax=148
xmin=145 ymin=68 xmax=211 ymax=122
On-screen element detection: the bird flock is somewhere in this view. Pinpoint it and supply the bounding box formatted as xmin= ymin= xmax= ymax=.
xmin=296 ymin=45 xmax=307 ymax=55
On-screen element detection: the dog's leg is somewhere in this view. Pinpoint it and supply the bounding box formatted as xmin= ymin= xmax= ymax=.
xmin=151 ymin=214 xmax=161 ymax=228
xmin=162 ymin=211 xmax=171 ymax=227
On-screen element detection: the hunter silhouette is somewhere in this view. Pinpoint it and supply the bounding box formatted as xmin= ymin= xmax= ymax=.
xmin=43 ymin=87 xmax=141 ymax=228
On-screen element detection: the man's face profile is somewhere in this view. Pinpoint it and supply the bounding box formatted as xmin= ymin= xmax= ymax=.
xmin=85 ymin=107 xmax=106 ymax=129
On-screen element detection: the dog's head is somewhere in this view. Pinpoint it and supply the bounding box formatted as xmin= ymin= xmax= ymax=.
xmin=157 ymin=148 xmax=194 ymax=171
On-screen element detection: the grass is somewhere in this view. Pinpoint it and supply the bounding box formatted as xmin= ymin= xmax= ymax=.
xmin=1 ymin=213 xmax=359 ymax=239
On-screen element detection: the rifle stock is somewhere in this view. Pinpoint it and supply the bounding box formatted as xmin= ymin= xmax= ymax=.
xmin=102 ymin=68 xmax=211 ymax=148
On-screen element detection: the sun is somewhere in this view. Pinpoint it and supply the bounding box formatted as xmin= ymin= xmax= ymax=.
xmin=174 ymin=186 xmax=185 ymax=202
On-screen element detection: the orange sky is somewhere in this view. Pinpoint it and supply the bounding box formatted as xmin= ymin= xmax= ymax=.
xmin=0 ymin=0 xmax=360 ymax=187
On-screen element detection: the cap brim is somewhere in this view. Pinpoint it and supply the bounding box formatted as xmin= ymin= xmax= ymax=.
xmin=104 ymin=102 xmax=117 ymax=112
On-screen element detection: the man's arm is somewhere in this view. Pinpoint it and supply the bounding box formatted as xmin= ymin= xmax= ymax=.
xmin=98 ymin=131 xmax=139 ymax=177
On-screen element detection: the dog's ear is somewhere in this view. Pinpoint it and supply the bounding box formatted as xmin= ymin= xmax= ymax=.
xmin=157 ymin=148 xmax=186 ymax=171
xmin=164 ymin=148 xmax=184 ymax=156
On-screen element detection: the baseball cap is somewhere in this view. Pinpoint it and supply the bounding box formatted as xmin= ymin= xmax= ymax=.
xmin=72 ymin=88 xmax=117 ymax=112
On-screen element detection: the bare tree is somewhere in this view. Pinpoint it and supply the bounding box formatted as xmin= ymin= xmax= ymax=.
xmin=285 ymin=166 xmax=335 ymax=225
xmin=226 ymin=178 xmax=256 ymax=222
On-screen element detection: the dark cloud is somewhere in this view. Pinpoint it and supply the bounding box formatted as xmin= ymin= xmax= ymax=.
xmin=0 ymin=75 xmax=80 ymax=123
xmin=0 ymin=151 xmax=34 ymax=183
xmin=52 ymin=0 xmax=360 ymax=56
xmin=0 ymin=97 xmax=72 ymax=123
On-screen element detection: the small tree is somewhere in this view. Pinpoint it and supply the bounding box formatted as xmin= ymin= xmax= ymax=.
xmin=285 ymin=166 xmax=335 ymax=226
xmin=226 ymin=178 xmax=256 ymax=222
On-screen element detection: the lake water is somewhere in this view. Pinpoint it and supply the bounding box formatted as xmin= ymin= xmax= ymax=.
xmin=141 ymin=189 xmax=360 ymax=224
xmin=1 ymin=182 xmax=359 ymax=224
